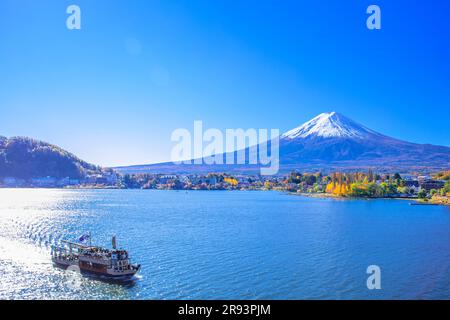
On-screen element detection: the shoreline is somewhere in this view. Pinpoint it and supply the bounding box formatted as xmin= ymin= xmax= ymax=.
xmin=292 ymin=192 xmax=415 ymax=200
xmin=292 ymin=192 xmax=449 ymax=206
xmin=1 ymin=186 xmax=448 ymax=206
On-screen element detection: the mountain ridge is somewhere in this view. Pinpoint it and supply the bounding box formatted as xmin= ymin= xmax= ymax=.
xmin=0 ymin=136 xmax=103 ymax=180
xmin=116 ymin=112 xmax=450 ymax=174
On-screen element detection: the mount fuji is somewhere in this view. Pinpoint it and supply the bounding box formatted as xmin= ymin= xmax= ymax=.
xmin=116 ymin=112 xmax=450 ymax=174
xmin=282 ymin=112 xmax=382 ymax=140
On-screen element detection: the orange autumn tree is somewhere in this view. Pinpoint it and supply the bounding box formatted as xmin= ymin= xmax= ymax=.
xmin=325 ymin=172 xmax=348 ymax=196
xmin=433 ymin=170 xmax=450 ymax=181
xmin=224 ymin=177 xmax=238 ymax=186
xmin=325 ymin=172 xmax=374 ymax=196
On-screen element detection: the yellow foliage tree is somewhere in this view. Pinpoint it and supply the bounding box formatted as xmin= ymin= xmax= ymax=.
xmin=224 ymin=177 xmax=238 ymax=186
xmin=325 ymin=182 xmax=350 ymax=196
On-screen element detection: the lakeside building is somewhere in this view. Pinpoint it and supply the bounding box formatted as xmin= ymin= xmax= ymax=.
xmin=1 ymin=172 xmax=118 ymax=188
xmin=404 ymin=180 xmax=420 ymax=194
xmin=31 ymin=176 xmax=57 ymax=187
xmin=2 ymin=177 xmax=26 ymax=187
xmin=419 ymin=179 xmax=445 ymax=192
xmin=157 ymin=175 xmax=179 ymax=184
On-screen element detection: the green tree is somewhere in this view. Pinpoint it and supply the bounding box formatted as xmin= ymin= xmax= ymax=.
xmin=305 ymin=174 xmax=317 ymax=186
xmin=440 ymin=180 xmax=450 ymax=196
xmin=288 ymin=171 xmax=302 ymax=184
xmin=418 ymin=189 xmax=428 ymax=199
xmin=397 ymin=186 xmax=409 ymax=194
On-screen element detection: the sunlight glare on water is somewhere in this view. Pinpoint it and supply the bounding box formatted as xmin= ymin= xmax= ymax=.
xmin=1 ymin=189 xmax=450 ymax=300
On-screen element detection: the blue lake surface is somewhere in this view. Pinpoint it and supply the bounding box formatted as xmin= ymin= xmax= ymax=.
xmin=0 ymin=189 xmax=449 ymax=299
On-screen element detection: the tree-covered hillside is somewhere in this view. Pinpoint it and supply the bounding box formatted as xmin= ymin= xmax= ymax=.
xmin=0 ymin=136 xmax=102 ymax=179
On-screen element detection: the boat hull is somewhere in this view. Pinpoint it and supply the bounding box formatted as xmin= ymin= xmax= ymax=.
xmin=52 ymin=258 xmax=140 ymax=282
xmin=80 ymin=268 xmax=139 ymax=282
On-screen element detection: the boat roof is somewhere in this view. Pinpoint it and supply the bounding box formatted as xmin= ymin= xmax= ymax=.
xmin=61 ymin=240 xmax=89 ymax=248
xmin=60 ymin=240 xmax=126 ymax=252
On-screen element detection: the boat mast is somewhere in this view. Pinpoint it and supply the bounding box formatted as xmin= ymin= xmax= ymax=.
xmin=112 ymin=235 xmax=117 ymax=250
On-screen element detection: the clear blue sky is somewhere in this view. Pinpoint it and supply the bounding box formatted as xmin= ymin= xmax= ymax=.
xmin=1 ymin=0 xmax=449 ymax=166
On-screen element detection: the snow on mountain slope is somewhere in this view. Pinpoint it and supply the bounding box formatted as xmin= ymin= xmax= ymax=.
xmin=282 ymin=112 xmax=381 ymax=140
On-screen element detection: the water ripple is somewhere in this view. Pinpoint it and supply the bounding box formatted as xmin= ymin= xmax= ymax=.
xmin=1 ymin=189 xmax=450 ymax=299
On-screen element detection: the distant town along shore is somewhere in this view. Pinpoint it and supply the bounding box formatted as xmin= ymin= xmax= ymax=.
xmin=2 ymin=169 xmax=448 ymax=206
xmin=115 ymin=170 xmax=450 ymax=204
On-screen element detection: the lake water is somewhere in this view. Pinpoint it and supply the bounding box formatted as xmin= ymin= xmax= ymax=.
xmin=0 ymin=189 xmax=449 ymax=300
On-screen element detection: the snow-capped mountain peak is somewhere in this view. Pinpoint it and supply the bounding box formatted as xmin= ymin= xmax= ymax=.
xmin=282 ymin=112 xmax=378 ymax=139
